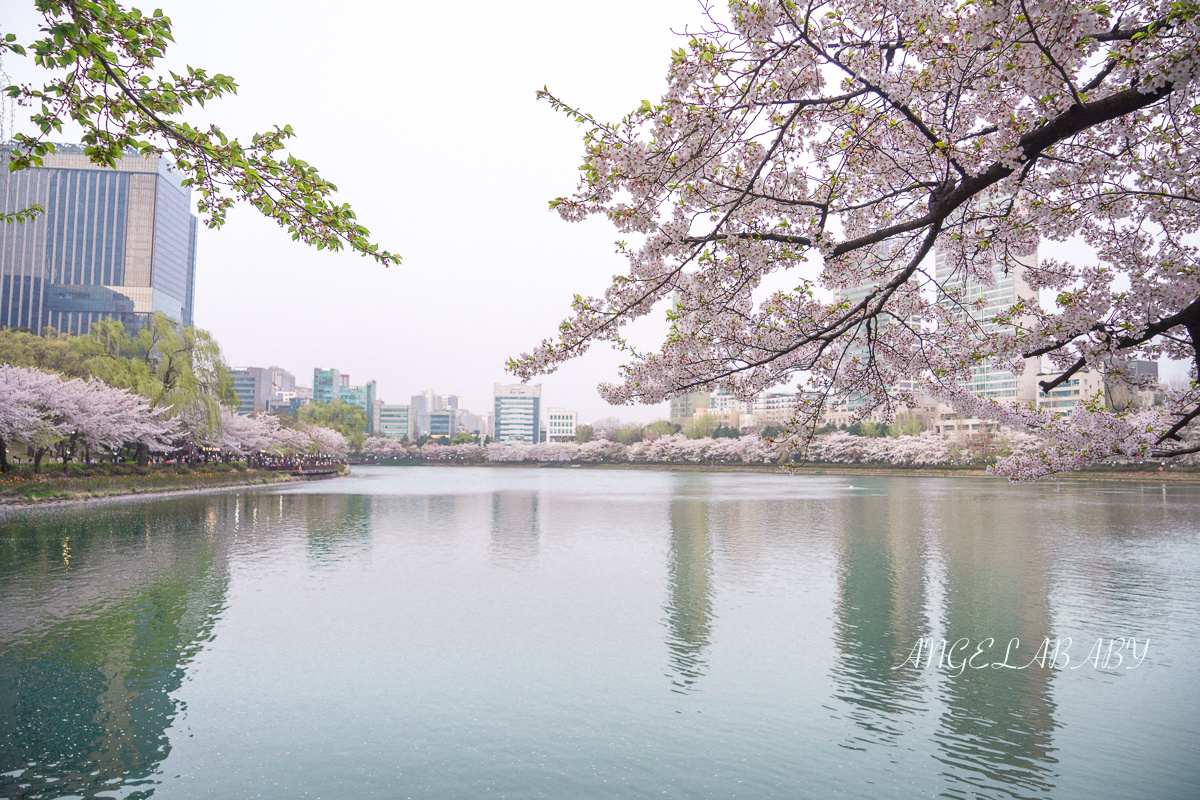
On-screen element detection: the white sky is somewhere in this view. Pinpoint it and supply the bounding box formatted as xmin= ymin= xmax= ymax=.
xmin=3 ymin=0 xmax=1190 ymax=419
xmin=3 ymin=0 xmax=714 ymax=424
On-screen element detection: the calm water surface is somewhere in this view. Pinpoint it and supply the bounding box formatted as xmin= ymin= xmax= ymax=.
xmin=1 ymin=466 xmax=1198 ymax=799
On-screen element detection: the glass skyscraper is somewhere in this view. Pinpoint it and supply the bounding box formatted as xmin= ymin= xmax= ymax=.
xmin=0 ymin=145 xmax=198 ymax=334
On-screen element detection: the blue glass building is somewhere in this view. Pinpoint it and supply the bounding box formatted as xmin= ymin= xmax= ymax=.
xmin=0 ymin=145 xmax=198 ymax=333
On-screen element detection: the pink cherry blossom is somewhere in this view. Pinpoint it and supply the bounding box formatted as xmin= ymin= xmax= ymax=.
xmin=514 ymin=0 xmax=1200 ymax=480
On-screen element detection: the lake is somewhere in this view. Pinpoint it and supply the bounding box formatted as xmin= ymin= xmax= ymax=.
xmin=2 ymin=466 xmax=1198 ymax=799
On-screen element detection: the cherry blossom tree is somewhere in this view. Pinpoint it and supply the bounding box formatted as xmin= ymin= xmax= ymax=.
xmin=270 ymin=426 xmax=315 ymax=458
xmin=0 ymin=364 xmax=62 ymax=472
xmin=52 ymin=377 xmax=173 ymax=469
xmin=303 ymin=425 xmax=349 ymax=460
xmin=513 ymin=0 xmax=1200 ymax=479
xmin=363 ymin=436 xmax=410 ymax=460
xmin=0 ymin=364 xmax=172 ymax=472
xmin=201 ymin=409 xmax=282 ymax=458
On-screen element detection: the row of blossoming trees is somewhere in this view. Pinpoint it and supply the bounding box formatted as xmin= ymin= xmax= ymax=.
xmin=361 ymin=429 xmax=1088 ymax=468
xmin=0 ymin=364 xmax=349 ymax=473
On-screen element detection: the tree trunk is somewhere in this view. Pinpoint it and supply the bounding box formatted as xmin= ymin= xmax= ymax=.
xmin=0 ymin=437 xmax=8 ymax=474
xmin=137 ymin=442 xmax=149 ymax=467
xmin=33 ymin=448 xmax=45 ymax=474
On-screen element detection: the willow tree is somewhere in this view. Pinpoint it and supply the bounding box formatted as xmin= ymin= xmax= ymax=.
xmin=76 ymin=313 xmax=234 ymax=460
xmin=512 ymin=0 xmax=1200 ymax=479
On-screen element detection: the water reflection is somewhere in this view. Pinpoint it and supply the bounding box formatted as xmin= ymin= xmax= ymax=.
xmin=298 ymin=494 xmax=372 ymax=566
xmin=1 ymin=470 xmax=1197 ymax=800
xmin=829 ymin=482 xmax=931 ymax=748
xmin=663 ymin=484 xmax=715 ymax=693
xmin=490 ymin=491 xmax=540 ymax=566
xmin=930 ymin=488 xmax=1059 ymax=800
xmin=0 ymin=499 xmax=231 ymax=800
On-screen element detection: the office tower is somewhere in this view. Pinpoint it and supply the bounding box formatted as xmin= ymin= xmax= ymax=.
xmin=1 ymin=145 xmax=198 ymax=333
xmin=340 ymin=380 xmax=377 ymax=432
xmin=313 ymin=368 xmax=346 ymax=404
xmin=230 ymin=365 xmax=297 ymax=414
xmin=378 ymin=404 xmax=414 ymax=442
xmin=494 ymin=383 xmax=541 ymax=442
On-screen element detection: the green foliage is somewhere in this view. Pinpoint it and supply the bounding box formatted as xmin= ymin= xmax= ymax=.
xmin=858 ymin=421 xmax=885 ymax=438
xmin=450 ymin=432 xmax=476 ymax=445
xmin=683 ymin=413 xmax=719 ymax=440
xmin=615 ymin=425 xmax=644 ymax=445
xmin=74 ymin=313 xmax=235 ymax=435
xmin=887 ymin=414 xmax=924 ymax=438
xmin=0 ymin=327 xmax=91 ymax=376
xmin=2 ymin=0 xmax=398 ymax=265
xmin=574 ymin=424 xmax=595 ymax=444
xmin=644 ymin=420 xmax=678 ymax=436
xmin=712 ymin=425 xmax=740 ymax=439
xmin=299 ymin=400 xmax=367 ymax=451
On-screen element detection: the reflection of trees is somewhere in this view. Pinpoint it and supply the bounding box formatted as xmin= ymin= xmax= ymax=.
xmin=830 ymin=484 xmax=930 ymax=747
xmin=930 ymin=490 xmax=1058 ymax=800
xmin=490 ymin=492 xmax=539 ymax=566
xmin=0 ymin=497 xmax=231 ymax=799
xmin=664 ymin=489 xmax=714 ymax=693
xmin=298 ymin=494 xmax=372 ymax=566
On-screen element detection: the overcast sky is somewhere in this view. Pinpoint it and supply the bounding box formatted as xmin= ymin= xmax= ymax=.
xmin=3 ymin=0 xmax=1189 ymax=422
xmin=5 ymin=0 xmax=715 ymax=423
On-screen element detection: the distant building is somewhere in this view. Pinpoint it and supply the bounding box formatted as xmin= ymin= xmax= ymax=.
xmin=457 ymin=410 xmax=486 ymax=437
xmin=230 ymin=365 xmax=296 ymax=414
xmin=546 ymin=408 xmax=577 ymax=442
xmin=1 ymin=145 xmax=198 ymax=333
xmin=494 ymin=383 xmax=541 ymax=442
xmin=410 ymin=390 xmax=463 ymax=436
xmin=341 ymin=380 xmax=378 ymax=432
xmin=429 ymin=410 xmax=456 ymax=438
xmin=410 ymin=391 xmax=430 ymax=436
xmin=670 ymin=392 xmax=710 ymax=427
xmin=934 ymin=236 xmax=1041 ymax=404
xmin=378 ymin=404 xmax=414 ymax=442
xmin=313 ymin=368 xmax=346 ymax=404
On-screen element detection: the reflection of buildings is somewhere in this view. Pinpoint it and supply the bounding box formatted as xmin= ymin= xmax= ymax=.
xmin=300 ymin=494 xmax=372 ymax=565
xmin=1 ymin=145 xmax=198 ymax=333
xmin=664 ymin=488 xmax=714 ymax=692
xmin=828 ymin=482 xmax=1059 ymax=794
xmin=490 ymin=491 xmax=540 ymax=565
xmin=829 ymin=485 xmax=930 ymax=744
xmin=930 ymin=493 xmax=1058 ymax=798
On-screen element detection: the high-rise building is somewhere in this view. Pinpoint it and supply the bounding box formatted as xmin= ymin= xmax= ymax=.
xmin=934 ymin=244 xmax=1041 ymax=403
xmin=313 ymin=368 xmax=346 ymax=404
xmin=494 ymin=383 xmax=541 ymax=442
xmin=340 ymin=380 xmax=378 ymax=432
xmin=0 ymin=145 xmax=198 ymax=333
xmin=429 ymin=409 xmax=456 ymax=438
